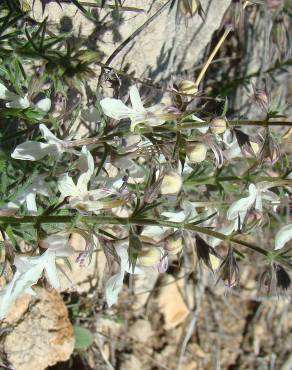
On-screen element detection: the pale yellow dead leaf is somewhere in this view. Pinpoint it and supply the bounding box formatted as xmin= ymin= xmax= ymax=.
xmin=158 ymin=274 xmax=192 ymax=330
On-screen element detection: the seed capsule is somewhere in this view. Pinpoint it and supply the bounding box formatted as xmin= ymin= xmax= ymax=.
xmin=186 ymin=142 xmax=207 ymax=163
xmin=165 ymin=237 xmax=183 ymax=255
xmin=160 ymin=171 xmax=182 ymax=195
xmin=210 ymin=118 xmax=227 ymax=134
xmin=178 ymin=80 xmax=198 ymax=95
xmin=138 ymin=247 xmax=162 ymax=267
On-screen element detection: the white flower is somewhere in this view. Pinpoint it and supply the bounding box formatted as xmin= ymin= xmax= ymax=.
xmin=0 ymin=82 xmax=29 ymax=109
xmin=105 ymin=268 xmax=125 ymax=308
xmin=0 ymin=82 xmax=51 ymax=111
xmin=227 ymin=182 xmax=279 ymax=224
xmin=11 ymin=124 xmax=73 ymax=161
xmin=0 ymin=176 xmax=51 ymax=215
xmin=105 ymin=242 xmax=143 ymax=307
xmin=100 ymin=86 xmax=166 ymax=131
xmin=275 ymin=224 xmax=292 ymax=250
xmin=105 ymin=241 xmax=165 ymax=307
xmin=0 ymin=234 xmax=72 ymax=320
xmin=58 ymin=146 xmax=113 ymax=212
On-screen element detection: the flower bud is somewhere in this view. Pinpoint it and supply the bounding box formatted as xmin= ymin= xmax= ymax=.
xmin=178 ymin=80 xmax=198 ymax=95
xmin=210 ymin=118 xmax=227 ymax=134
xmin=138 ymin=247 xmax=162 ymax=267
xmin=252 ymin=84 xmax=270 ymax=112
xmin=186 ymin=142 xmax=207 ymax=163
xmin=160 ymin=171 xmax=182 ymax=195
xmin=165 ymin=237 xmax=183 ymax=255
xmin=217 ymin=247 xmax=240 ymax=288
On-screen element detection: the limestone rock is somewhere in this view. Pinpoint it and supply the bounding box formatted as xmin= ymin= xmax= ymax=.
xmin=30 ymin=0 xmax=231 ymax=81
xmin=1 ymin=287 xmax=74 ymax=370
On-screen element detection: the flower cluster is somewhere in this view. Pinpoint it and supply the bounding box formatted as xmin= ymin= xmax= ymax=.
xmin=0 ymin=83 xmax=291 ymax=318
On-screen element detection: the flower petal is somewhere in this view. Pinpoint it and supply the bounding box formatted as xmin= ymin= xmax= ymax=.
xmin=100 ymin=97 xmax=133 ymax=120
xmin=77 ymin=146 xmax=95 ymax=191
xmin=39 ymin=124 xmax=63 ymax=146
xmin=0 ymin=260 xmax=43 ymax=319
xmin=32 ymin=177 xmax=51 ymax=197
xmin=25 ymin=192 xmax=38 ymax=214
xmin=227 ymin=184 xmax=257 ymax=220
xmin=6 ymin=95 xmax=30 ymax=109
xmin=11 ymin=141 xmax=57 ymax=161
xmin=261 ymin=189 xmax=279 ymax=202
xmin=58 ymin=174 xmax=79 ymax=198
xmin=79 ymin=146 xmax=94 ymax=174
xmin=129 ymin=85 xmax=144 ymax=111
xmin=0 ymin=82 xmax=9 ymax=99
xmin=162 ymin=211 xmax=186 ymax=223
xmin=35 ymin=97 xmax=51 ymax=112
xmin=105 ymin=268 xmax=125 ymax=307
xmin=0 ymin=82 xmax=19 ymax=100
xmin=40 ymin=234 xmax=73 ymax=257
xmin=275 ymin=224 xmax=292 ymax=250
xmin=44 ymin=254 xmax=60 ymax=289
xmin=0 ymin=272 xmax=20 ymax=319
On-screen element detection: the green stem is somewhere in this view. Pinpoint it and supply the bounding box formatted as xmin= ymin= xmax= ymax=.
xmin=0 ymin=215 xmax=269 ymax=257
xmin=180 ymin=120 xmax=292 ymax=129
xmin=132 ymin=218 xmax=269 ymax=257
xmin=184 ymin=176 xmax=292 ymax=186
xmin=228 ymin=120 xmax=292 ymax=127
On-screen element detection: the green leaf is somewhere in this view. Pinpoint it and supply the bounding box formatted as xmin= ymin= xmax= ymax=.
xmin=73 ymin=325 xmax=93 ymax=350
xmin=221 ymin=97 xmax=228 ymax=117
xmin=128 ymin=227 xmax=142 ymax=273
xmin=3 ymin=225 xmax=17 ymax=249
